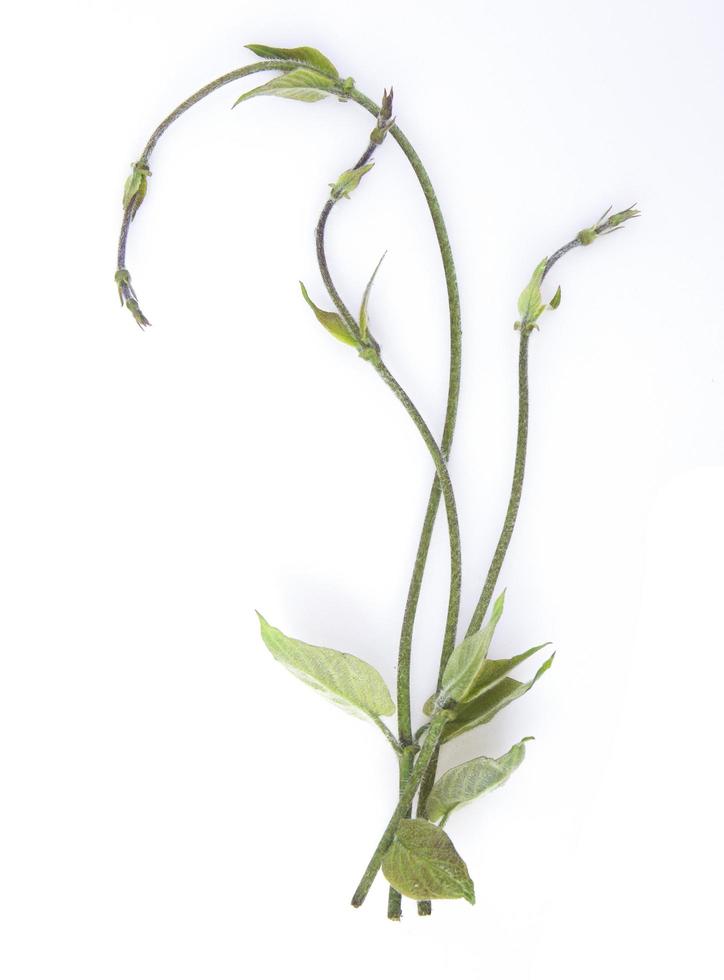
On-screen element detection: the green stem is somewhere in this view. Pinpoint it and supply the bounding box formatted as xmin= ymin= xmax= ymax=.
xmin=314 ymin=100 xmax=463 ymax=917
xmin=117 ymin=60 xmax=300 ymax=272
xmin=351 ymin=710 xmax=450 ymax=908
xmin=465 ymin=242 xmax=578 ymax=635
xmin=414 ymin=241 xmax=582 ymax=915
xmin=348 ymin=88 xmax=463 ymax=718
xmin=388 ymin=746 xmax=414 ymax=920
xmin=466 ymin=330 xmax=531 ymax=634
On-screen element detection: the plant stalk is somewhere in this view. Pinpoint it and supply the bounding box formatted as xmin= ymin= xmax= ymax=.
xmin=351 ymin=710 xmax=450 ymax=908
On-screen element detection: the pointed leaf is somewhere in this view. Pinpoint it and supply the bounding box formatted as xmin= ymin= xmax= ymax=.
xmin=423 ymin=642 xmax=551 ymax=715
xmin=233 ymin=68 xmax=335 ymax=107
xmin=381 ymin=819 xmax=475 ymax=903
xmin=437 ymin=592 xmax=506 ymax=705
xmin=426 ymin=738 xmax=532 ymax=824
xmin=358 ymin=252 xmax=386 ymax=341
xmin=257 ymin=614 xmax=394 ymax=721
xmin=329 ymin=163 xmax=375 ymax=201
xmin=549 ymin=284 xmax=562 ymax=310
xmin=517 ymin=257 xmax=547 ymax=322
xmin=245 ymin=43 xmax=339 ymax=78
xmin=442 ymin=653 xmax=555 ymax=743
xmin=299 ymin=282 xmax=357 ymax=346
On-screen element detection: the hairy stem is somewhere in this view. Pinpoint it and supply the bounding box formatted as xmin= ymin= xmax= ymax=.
xmin=351 ymin=710 xmax=450 ymax=908
xmin=413 ymin=241 xmax=584 ymax=897
xmin=117 ymin=60 xmax=298 ymax=272
xmin=315 ymin=98 xmax=463 ymax=917
xmin=466 ymin=241 xmax=579 ymax=634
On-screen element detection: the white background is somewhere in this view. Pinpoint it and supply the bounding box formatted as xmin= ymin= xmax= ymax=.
xmin=1 ymin=1 xmax=723 ymax=977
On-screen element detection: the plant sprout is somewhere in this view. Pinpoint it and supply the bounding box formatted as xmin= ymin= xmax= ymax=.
xmin=115 ymin=41 xmax=639 ymax=920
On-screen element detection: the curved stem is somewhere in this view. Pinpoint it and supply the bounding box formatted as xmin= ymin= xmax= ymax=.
xmin=349 ymin=88 xmax=463 ymax=722
xmin=117 ymin=60 xmax=300 ymax=273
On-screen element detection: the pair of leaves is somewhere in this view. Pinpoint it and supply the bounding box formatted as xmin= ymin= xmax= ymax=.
xmin=516 ymin=257 xmax=561 ymax=329
xmin=300 ymin=250 xmax=385 ymax=348
xmin=442 ymin=654 xmax=554 ymax=742
xmin=426 ymin=738 xmax=532 ymax=824
xmin=257 ymin=614 xmax=395 ymax=723
xmin=423 ymin=592 xmax=554 ymax=741
xmin=382 ymin=819 xmax=475 ymax=904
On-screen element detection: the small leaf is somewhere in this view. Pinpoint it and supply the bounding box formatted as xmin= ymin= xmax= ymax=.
xmin=299 ymin=282 xmax=357 ymax=346
xmin=233 ymin=68 xmax=335 ymax=107
xmin=329 ymin=163 xmax=375 ymax=201
xmin=381 ymin=819 xmax=475 ymax=903
xmin=549 ymin=285 xmax=562 ymax=310
xmin=426 ymin=738 xmax=532 ymax=824
xmin=358 ymin=252 xmax=386 ymax=341
xmin=442 ymin=654 xmax=555 ymax=743
xmin=122 ymin=171 xmax=142 ymax=210
xmin=517 ymin=257 xmax=547 ymax=322
xmin=245 ymin=43 xmax=339 ymax=78
xmin=257 ymin=614 xmax=395 ymax=721
xmin=438 ymin=592 xmax=506 ymax=704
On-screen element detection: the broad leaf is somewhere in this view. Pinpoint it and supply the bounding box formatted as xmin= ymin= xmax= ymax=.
xmin=442 ymin=653 xmax=555 ymax=743
xmin=358 ymin=252 xmax=386 ymax=341
xmin=299 ymin=282 xmax=357 ymax=346
xmin=436 ymin=592 xmax=506 ymax=705
xmin=257 ymin=614 xmax=394 ymax=721
xmin=329 ymin=163 xmax=375 ymax=201
xmin=426 ymin=738 xmax=532 ymax=824
xmin=423 ymin=642 xmax=550 ymax=716
xmin=233 ymin=68 xmax=335 ymax=107
xmin=245 ymin=43 xmax=339 ymax=78
xmin=381 ymin=819 xmax=475 ymax=903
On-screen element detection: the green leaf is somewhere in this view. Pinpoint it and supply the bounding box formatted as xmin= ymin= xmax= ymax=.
xmin=437 ymin=591 xmax=506 ymax=705
xmin=257 ymin=613 xmax=395 ymax=721
xmin=245 ymin=43 xmax=339 ymax=78
xmin=517 ymin=257 xmax=547 ymax=322
xmin=299 ymin=282 xmax=357 ymax=346
xmin=442 ymin=653 xmax=555 ymax=743
xmin=233 ymin=68 xmax=335 ymax=107
xmin=423 ymin=642 xmax=550 ymax=716
xmin=122 ymin=171 xmax=142 ymax=210
xmin=329 ymin=163 xmax=375 ymax=201
xmin=426 ymin=738 xmax=532 ymax=824
xmin=381 ymin=819 xmax=475 ymax=903
xmin=358 ymin=252 xmax=386 ymax=341
xmin=549 ymin=284 xmax=562 ymax=310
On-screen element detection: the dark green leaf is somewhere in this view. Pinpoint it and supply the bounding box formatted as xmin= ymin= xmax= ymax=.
xmin=358 ymin=252 xmax=386 ymax=341
xmin=245 ymin=43 xmax=339 ymax=78
xmin=381 ymin=819 xmax=475 ymax=903
xmin=233 ymin=68 xmax=335 ymax=107
xmin=299 ymin=282 xmax=357 ymax=346
xmin=426 ymin=738 xmax=532 ymax=824
xmin=442 ymin=654 xmax=555 ymax=743
xmin=549 ymin=284 xmax=562 ymax=309
xmin=257 ymin=613 xmax=395 ymax=721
